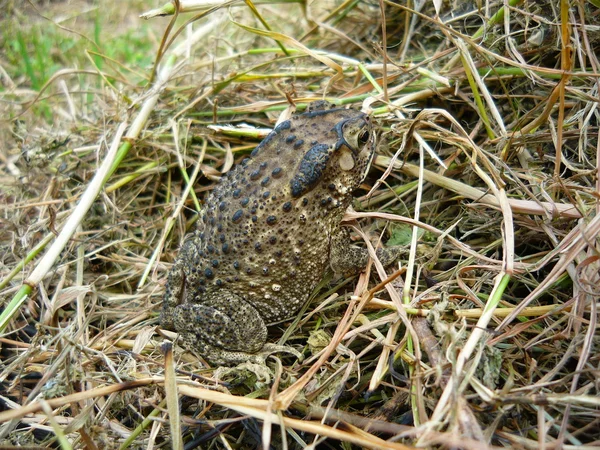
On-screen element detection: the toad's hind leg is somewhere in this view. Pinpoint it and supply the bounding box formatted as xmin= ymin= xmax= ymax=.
xmin=160 ymin=257 xmax=187 ymax=331
xmin=170 ymin=293 xmax=300 ymax=366
xmin=160 ymin=234 xmax=202 ymax=330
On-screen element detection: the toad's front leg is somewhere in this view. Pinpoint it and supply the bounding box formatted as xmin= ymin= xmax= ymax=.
xmin=329 ymin=227 xmax=406 ymax=276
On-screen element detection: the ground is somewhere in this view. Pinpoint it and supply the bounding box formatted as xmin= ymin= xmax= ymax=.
xmin=0 ymin=1 xmax=599 ymax=449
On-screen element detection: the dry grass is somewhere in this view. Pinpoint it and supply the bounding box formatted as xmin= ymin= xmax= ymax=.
xmin=1 ymin=0 xmax=599 ymax=448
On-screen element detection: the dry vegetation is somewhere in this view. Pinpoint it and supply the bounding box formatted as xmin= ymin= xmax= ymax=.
xmin=1 ymin=0 xmax=599 ymax=448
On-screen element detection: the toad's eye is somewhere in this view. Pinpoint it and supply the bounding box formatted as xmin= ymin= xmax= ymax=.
xmin=358 ymin=129 xmax=370 ymax=144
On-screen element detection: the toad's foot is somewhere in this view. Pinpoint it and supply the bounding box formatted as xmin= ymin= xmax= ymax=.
xmin=199 ymin=343 xmax=303 ymax=367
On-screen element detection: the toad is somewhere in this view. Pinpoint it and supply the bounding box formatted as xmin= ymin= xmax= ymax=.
xmin=161 ymin=101 xmax=401 ymax=365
